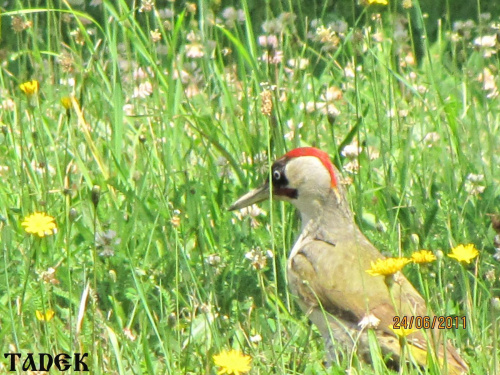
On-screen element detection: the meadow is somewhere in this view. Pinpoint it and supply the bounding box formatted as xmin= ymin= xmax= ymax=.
xmin=0 ymin=0 xmax=499 ymax=373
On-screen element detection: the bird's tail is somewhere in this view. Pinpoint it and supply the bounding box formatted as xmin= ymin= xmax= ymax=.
xmin=377 ymin=334 xmax=468 ymax=375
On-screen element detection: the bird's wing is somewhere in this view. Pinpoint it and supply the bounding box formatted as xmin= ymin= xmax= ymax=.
xmin=288 ymin=237 xmax=468 ymax=373
xmin=289 ymin=237 xmax=427 ymax=334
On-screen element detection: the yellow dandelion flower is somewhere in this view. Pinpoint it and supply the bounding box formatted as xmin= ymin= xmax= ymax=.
xmin=61 ymin=96 xmax=78 ymax=110
xmin=366 ymin=257 xmax=410 ymax=276
xmin=21 ymin=212 xmax=57 ymax=237
xmin=389 ymin=324 xmax=417 ymax=337
xmin=213 ymin=349 xmax=251 ymax=375
xmin=36 ymin=309 xmax=55 ymax=322
xmin=447 ymin=244 xmax=479 ymax=264
xmin=19 ymin=80 xmax=40 ymax=96
xmin=367 ymin=0 xmax=388 ymax=5
xmin=411 ymin=250 xmax=437 ymax=264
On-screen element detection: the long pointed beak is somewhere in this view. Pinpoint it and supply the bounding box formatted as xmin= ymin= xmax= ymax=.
xmin=228 ymin=183 xmax=270 ymax=211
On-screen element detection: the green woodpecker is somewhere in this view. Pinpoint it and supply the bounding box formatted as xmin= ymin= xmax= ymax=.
xmin=229 ymin=147 xmax=468 ymax=374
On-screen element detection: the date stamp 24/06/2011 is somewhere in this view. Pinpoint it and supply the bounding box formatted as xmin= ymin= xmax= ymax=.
xmin=393 ymin=316 xmax=466 ymax=330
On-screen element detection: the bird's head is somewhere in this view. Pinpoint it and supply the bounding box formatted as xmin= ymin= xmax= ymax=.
xmin=229 ymin=147 xmax=345 ymax=223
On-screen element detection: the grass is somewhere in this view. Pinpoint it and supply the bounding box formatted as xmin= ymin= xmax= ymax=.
xmin=0 ymin=0 xmax=499 ymax=374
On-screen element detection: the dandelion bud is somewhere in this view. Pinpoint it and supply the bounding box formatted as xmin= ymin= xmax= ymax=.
xmin=492 ymin=297 xmax=500 ymax=311
xmin=327 ymin=113 xmax=336 ymax=126
xmin=61 ymin=97 xmax=72 ymax=110
xmin=109 ymin=270 xmax=117 ymax=283
xmin=61 ymin=96 xmax=79 ymax=115
xmin=91 ymin=185 xmax=101 ymax=208
xmin=167 ymin=312 xmax=177 ymax=326
xmin=384 ymin=274 xmax=395 ymax=288
xmin=69 ymin=208 xmax=78 ymax=222
xmin=435 ymin=250 xmax=444 ymax=260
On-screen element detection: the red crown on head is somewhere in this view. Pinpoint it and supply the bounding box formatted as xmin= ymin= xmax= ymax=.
xmin=284 ymin=147 xmax=337 ymax=188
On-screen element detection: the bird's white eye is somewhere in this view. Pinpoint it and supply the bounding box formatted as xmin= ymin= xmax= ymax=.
xmin=273 ymin=170 xmax=281 ymax=180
